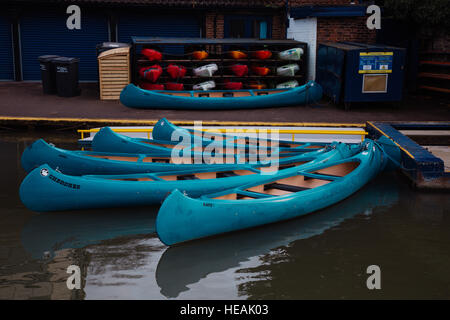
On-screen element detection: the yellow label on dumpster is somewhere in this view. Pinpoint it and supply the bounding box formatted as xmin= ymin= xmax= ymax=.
xmin=359 ymin=52 xmax=393 ymax=74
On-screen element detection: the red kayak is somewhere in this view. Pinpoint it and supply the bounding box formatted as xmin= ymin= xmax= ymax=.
xmin=223 ymin=81 xmax=243 ymax=90
xmin=251 ymin=66 xmax=270 ymax=76
xmin=230 ymin=64 xmax=248 ymax=77
xmin=165 ymin=82 xmax=184 ymax=91
xmin=141 ymin=49 xmax=162 ymax=61
xmin=139 ymin=82 xmax=164 ymax=90
xmin=252 ymin=50 xmax=272 ymax=60
xmin=167 ymin=64 xmax=187 ymax=79
xmin=139 ymin=65 xmax=163 ymax=82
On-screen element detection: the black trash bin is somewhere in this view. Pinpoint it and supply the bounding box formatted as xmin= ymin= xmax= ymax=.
xmin=52 ymin=57 xmax=80 ymax=97
xmin=38 ymin=55 xmax=60 ymax=94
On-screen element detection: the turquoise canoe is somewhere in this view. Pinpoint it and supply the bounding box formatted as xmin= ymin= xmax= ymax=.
xmin=120 ymin=81 xmax=323 ymax=110
xmin=156 ymin=138 xmax=400 ymax=245
xmin=155 ymin=175 xmax=399 ymax=298
xmin=92 ymin=126 xmax=191 ymax=156
xmin=92 ymin=125 xmax=326 ymax=157
xmin=20 ymin=142 xmax=356 ymax=212
xmin=152 ymin=117 xmax=326 ymax=151
xmin=21 ymin=137 xmax=339 ymax=176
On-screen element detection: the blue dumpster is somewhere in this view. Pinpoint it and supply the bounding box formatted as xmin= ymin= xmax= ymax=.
xmin=316 ymin=42 xmax=406 ymax=109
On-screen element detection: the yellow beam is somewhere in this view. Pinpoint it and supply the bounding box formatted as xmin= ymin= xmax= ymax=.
xmin=367 ymin=121 xmax=415 ymax=159
xmin=78 ymin=128 xmax=367 ymax=136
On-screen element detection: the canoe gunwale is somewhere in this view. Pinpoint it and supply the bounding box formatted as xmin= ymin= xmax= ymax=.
xmin=198 ymin=155 xmax=364 ymax=201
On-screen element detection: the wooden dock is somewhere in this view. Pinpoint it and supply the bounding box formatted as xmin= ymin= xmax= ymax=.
xmin=367 ymin=121 xmax=450 ymax=190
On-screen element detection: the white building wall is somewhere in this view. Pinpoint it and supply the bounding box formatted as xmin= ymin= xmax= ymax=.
xmin=286 ymin=16 xmax=317 ymax=81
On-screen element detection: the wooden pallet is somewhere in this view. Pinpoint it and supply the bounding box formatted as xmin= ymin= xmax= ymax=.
xmin=98 ymin=47 xmax=131 ymax=100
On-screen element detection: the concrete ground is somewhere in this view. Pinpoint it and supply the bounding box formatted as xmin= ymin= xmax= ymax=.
xmin=0 ymin=82 xmax=448 ymax=125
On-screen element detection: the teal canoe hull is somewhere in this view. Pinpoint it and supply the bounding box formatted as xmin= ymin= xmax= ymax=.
xmin=21 ymin=139 xmax=244 ymax=175
xmin=156 ymin=139 xmax=395 ymax=245
xmin=19 ymin=142 xmax=358 ymax=212
xmin=92 ymin=126 xmax=182 ymax=155
xmin=152 ymin=117 xmax=327 ymax=148
xmin=21 ymin=137 xmax=345 ymax=176
xmin=92 ymin=125 xmax=327 ymax=156
xmin=155 ymin=176 xmax=399 ymax=297
xmin=120 ymin=81 xmax=323 ymax=110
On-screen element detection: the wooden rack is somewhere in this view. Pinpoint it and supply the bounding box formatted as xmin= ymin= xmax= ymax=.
xmin=131 ymin=37 xmax=308 ymax=90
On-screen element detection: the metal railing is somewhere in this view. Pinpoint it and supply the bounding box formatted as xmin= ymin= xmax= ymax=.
xmin=78 ymin=127 xmax=368 ymax=142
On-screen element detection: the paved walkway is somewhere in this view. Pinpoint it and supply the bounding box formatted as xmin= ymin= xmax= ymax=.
xmin=0 ymin=82 xmax=448 ymax=125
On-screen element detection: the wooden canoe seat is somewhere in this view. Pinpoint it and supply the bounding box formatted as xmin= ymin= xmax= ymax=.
xmin=303 ymin=172 xmax=340 ymax=181
xmin=217 ymin=171 xmax=239 ymax=178
xmin=264 ymin=183 xmax=310 ymax=193
xmin=237 ymin=190 xmax=274 ymax=199
xmin=153 ymin=158 xmax=170 ymax=163
xmin=177 ymin=174 xmax=199 ymax=180
xmin=279 ymin=164 xmax=296 ymax=170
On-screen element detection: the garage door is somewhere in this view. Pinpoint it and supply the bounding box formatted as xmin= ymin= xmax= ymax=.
xmin=118 ymin=13 xmax=201 ymax=54
xmin=20 ymin=8 xmax=109 ymax=81
xmin=0 ymin=16 xmax=14 ymax=80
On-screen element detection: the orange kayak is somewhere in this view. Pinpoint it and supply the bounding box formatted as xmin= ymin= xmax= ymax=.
xmin=229 ymin=51 xmax=247 ymax=59
xmin=192 ymin=51 xmax=208 ymax=60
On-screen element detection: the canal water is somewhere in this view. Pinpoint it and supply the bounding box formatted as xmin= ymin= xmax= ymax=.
xmin=0 ymin=130 xmax=449 ymax=300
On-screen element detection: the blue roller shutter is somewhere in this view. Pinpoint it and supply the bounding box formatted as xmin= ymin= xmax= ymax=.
xmin=20 ymin=8 xmax=109 ymax=81
xmin=0 ymin=16 xmax=14 ymax=80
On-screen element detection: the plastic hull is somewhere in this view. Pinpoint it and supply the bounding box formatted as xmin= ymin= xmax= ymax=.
xmin=120 ymin=81 xmax=323 ymax=110
xmin=19 ymin=143 xmax=356 ymax=212
xmin=156 ymin=139 xmax=390 ymax=245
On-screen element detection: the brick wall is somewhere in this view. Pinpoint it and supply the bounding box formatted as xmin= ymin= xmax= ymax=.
xmin=272 ymin=11 xmax=286 ymax=39
xmin=205 ymin=12 xmax=224 ymax=39
xmin=429 ymin=32 xmax=450 ymax=52
xmin=205 ymin=11 xmax=285 ymax=39
xmin=317 ymin=17 xmax=376 ymax=43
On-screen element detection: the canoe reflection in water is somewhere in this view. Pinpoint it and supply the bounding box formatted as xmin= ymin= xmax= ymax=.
xmin=20 ymin=173 xmax=398 ymax=298
xmin=21 ymin=206 xmax=159 ymax=260
xmin=155 ymin=174 xmax=399 ymax=298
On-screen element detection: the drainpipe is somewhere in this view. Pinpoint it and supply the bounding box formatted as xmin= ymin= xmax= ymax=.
xmin=9 ymin=6 xmax=22 ymax=81
xmin=213 ymin=12 xmax=217 ymax=39
xmin=285 ymin=0 xmax=290 ymax=32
